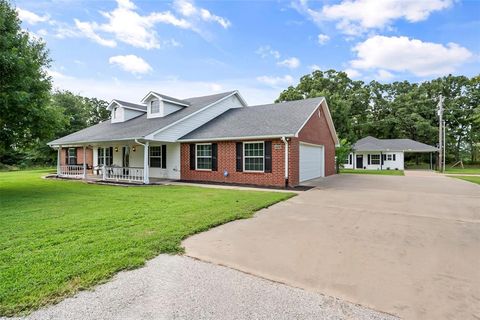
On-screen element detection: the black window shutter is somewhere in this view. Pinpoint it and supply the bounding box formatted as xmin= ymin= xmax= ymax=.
xmin=161 ymin=145 xmax=167 ymax=169
xmin=189 ymin=144 xmax=196 ymax=170
xmin=65 ymin=148 xmax=69 ymax=165
xmin=381 ymin=154 xmax=385 ymax=165
xmin=368 ymin=154 xmax=371 ymax=165
xmin=109 ymin=147 xmax=113 ymax=165
xmin=211 ymin=143 xmax=218 ymax=171
xmin=236 ymin=142 xmax=243 ymax=172
xmin=393 ymin=154 xmax=396 ymax=161
xmin=264 ymin=141 xmax=272 ymax=173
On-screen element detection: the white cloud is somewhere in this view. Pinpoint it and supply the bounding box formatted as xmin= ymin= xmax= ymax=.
xmin=277 ymin=57 xmax=301 ymax=69
xmin=174 ymin=0 xmax=231 ymax=28
xmin=309 ymin=64 xmax=322 ymax=71
xmin=293 ymin=0 xmax=452 ymax=36
xmin=350 ymin=35 xmax=473 ymax=76
xmin=256 ymin=45 xmax=281 ymax=59
xmin=74 ymin=19 xmax=117 ymax=47
xmin=210 ymin=83 xmax=223 ymax=92
xmin=375 ymin=69 xmax=394 ymax=81
xmin=109 ymin=55 xmax=152 ymax=74
xmin=344 ymin=68 xmax=361 ymax=78
xmin=317 ymin=34 xmax=330 ymax=45
xmin=257 ymin=75 xmax=294 ymax=87
xmin=48 ymin=72 xmax=279 ymax=105
xmin=16 ymin=8 xmax=49 ymax=25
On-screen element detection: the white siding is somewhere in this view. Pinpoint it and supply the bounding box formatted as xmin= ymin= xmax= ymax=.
xmin=163 ymin=101 xmax=183 ymax=116
xmin=344 ymin=152 xmax=404 ymax=170
xmin=111 ymin=106 xmax=144 ymax=123
xmin=152 ymin=94 xmax=244 ymax=142
xmin=111 ymin=106 xmax=124 ymax=123
xmin=148 ymin=143 xmax=180 ymax=179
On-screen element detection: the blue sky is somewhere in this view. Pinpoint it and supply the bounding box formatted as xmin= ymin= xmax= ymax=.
xmin=14 ymin=0 xmax=480 ymax=105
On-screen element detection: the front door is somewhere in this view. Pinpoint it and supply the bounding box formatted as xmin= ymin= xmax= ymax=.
xmin=356 ymin=154 xmax=363 ymax=169
xmin=122 ymin=146 xmax=130 ymax=175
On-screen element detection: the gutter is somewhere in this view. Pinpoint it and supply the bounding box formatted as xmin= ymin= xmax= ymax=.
xmin=281 ymin=137 xmax=289 ymax=188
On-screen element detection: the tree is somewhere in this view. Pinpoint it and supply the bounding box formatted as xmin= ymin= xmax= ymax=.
xmin=0 ymin=0 xmax=55 ymax=164
xmin=335 ymin=139 xmax=352 ymax=173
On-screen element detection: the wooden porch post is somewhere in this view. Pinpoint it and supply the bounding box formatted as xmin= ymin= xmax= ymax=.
xmin=102 ymin=147 xmax=107 ymax=180
xmin=57 ymin=145 xmax=61 ymax=176
xmin=82 ymin=145 xmax=87 ymax=179
xmin=143 ymin=142 xmax=149 ymax=184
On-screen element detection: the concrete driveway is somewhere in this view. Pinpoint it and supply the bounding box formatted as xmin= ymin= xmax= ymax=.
xmin=183 ymin=173 xmax=480 ymax=319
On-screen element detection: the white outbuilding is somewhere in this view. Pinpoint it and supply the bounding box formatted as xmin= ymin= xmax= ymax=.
xmin=344 ymin=136 xmax=438 ymax=170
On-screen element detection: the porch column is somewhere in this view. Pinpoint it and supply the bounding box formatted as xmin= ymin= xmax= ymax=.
xmin=82 ymin=145 xmax=87 ymax=179
xmin=143 ymin=142 xmax=149 ymax=184
xmin=380 ymin=152 xmax=383 ymax=170
xmin=353 ymin=152 xmax=356 ymax=169
xmin=102 ymin=147 xmax=107 ymax=180
xmin=57 ymin=145 xmax=62 ymax=176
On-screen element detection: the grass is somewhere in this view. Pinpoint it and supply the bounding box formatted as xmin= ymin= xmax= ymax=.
xmin=452 ymin=176 xmax=480 ymax=185
xmin=339 ymin=168 xmax=404 ymax=176
xmin=443 ymin=167 xmax=480 ymax=174
xmin=0 ymin=170 xmax=294 ymax=316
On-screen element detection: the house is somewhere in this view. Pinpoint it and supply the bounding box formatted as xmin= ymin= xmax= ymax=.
xmin=48 ymin=90 xmax=339 ymax=187
xmin=344 ymin=136 xmax=438 ymax=170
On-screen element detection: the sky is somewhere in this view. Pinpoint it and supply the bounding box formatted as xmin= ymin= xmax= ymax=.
xmin=13 ymin=0 xmax=480 ymax=105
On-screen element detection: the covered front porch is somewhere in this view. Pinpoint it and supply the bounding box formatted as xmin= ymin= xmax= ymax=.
xmin=54 ymin=140 xmax=180 ymax=184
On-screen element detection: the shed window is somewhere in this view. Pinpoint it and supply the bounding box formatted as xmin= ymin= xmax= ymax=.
xmin=196 ymin=144 xmax=212 ymax=170
xmin=244 ymin=142 xmax=264 ymax=172
xmin=387 ymin=154 xmax=393 ymax=161
xmin=150 ymin=99 xmax=160 ymax=114
xmin=371 ymin=154 xmax=380 ymax=165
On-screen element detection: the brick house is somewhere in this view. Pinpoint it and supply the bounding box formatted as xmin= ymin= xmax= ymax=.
xmin=49 ymin=90 xmax=338 ymax=187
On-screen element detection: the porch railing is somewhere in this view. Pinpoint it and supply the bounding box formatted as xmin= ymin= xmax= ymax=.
xmin=105 ymin=166 xmax=144 ymax=182
xmin=59 ymin=165 xmax=84 ymax=177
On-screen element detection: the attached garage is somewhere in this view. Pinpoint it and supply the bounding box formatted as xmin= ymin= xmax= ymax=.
xmin=299 ymin=143 xmax=324 ymax=182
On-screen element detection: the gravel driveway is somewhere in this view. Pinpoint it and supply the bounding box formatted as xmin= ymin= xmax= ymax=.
xmin=6 ymin=255 xmax=395 ymax=320
xmin=184 ymin=173 xmax=480 ymax=319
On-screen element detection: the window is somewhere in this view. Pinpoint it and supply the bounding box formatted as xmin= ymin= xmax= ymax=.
xmin=149 ymin=146 xmax=162 ymax=168
xmin=113 ymin=107 xmax=117 ymax=119
xmin=98 ymin=147 xmax=113 ymax=166
xmin=345 ymin=153 xmax=352 ymax=165
xmin=244 ymin=142 xmax=264 ymax=172
xmin=196 ymin=144 xmax=212 ymax=170
xmin=68 ymin=148 xmax=77 ymax=165
xmin=150 ymin=99 xmax=160 ymax=114
xmin=387 ymin=154 xmax=393 ymax=161
xmin=371 ymin=154 xmax=380 ymax=165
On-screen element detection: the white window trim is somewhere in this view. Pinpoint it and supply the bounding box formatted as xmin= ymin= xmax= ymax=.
xmin=68 ymin=148 xmax=77 ymax=165
xmin=243 ymin=141 xmax=265 ymax=173
xmin=149 ymin=146 xmax=163 ymax=168
xmin=387 ymin=154 xmax=393 ymax=161
xmin=150 ymin=99 xmax=160 ymax=114
xmin=113 ymin=107 xmax=117 ymax=119
xmin=195 ymin=143 xmax=212 ymax=171
xmin=371 ymin=154 xmax=381 ymax=165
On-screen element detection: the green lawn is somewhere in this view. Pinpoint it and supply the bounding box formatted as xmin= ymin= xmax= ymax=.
xmin=0 ymin=170 xmax=294 ymax=316
xmin=339 ymin=168 xmax=404 ymax=176
xmin=444 ymin=167 xmax=480 ymax=174
xmin=453 ymin=176 xmax=480 ymax=185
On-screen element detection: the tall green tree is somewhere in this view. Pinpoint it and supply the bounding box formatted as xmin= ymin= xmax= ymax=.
xmin=0 ymin=0 xmax=58 ymax=164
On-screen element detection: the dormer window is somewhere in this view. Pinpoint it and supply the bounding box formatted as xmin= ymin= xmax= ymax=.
xmin=113 ymin=107 xmax=117 ymax=119
xmin=151 ymin=99 xmax=160 ymax=113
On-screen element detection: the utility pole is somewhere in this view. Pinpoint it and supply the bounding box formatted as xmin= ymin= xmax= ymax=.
xmin=437 ymin=95 xmax=444 ymax=172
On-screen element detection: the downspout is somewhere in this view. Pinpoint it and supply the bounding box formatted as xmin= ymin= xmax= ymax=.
xmin=135 ymin=138 xmax=149 ymax=184
xmin=281 ymin=137 xmax=289 ymax=188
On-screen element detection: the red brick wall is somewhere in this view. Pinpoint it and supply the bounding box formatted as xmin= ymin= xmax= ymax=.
xmin=60 ymin=147 xmax=93 ymax=167
xmin=180 ymin=139 xmax=290 ymax=187
xmin=297 ymin=106 xmax=336 ymax=176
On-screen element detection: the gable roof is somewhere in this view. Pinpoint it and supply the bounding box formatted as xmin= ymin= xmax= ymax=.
xmin=179 ymin=97 xmax=330 ymax=141
xmin=141 ymin=91 xmax=190 ymax=106
xmin=48 ymin=91 xmax=237 ymax=146
xmin=109 ymin=99 xmax=147 ymax=112
xmin=353 ymin=136 xmax=437 ymax=152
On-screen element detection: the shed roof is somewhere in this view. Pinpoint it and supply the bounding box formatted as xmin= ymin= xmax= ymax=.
xmin=353 ymin=136 xmax=437 ymax=152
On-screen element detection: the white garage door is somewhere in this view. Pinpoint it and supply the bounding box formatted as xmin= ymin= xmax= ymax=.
xmin=299 ymin=143 xmax=324 ymax=182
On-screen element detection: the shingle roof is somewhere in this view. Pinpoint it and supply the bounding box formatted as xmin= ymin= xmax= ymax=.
xmin=151 ymin=92 xmax=190 ymax=106
xmin=353 ymin=136 xmax=437 ymax=152
xmin=48 ymin=91 xmax=236 ymax=145
xmin=179 ymin=97 xmax=325 ymax=141
xmin=114 ymin=100 xmax=147 ymax=111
